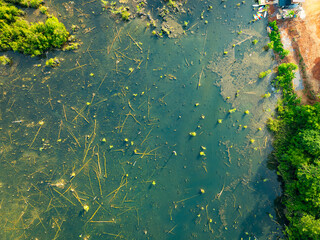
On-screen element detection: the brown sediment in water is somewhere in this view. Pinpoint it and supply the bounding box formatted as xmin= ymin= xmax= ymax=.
xmin=269 ymin=1 xmax=320 ymax=104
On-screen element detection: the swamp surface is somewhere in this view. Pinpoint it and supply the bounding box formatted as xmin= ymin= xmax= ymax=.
xmin=0 ymin=0 xmax=283 ymax=239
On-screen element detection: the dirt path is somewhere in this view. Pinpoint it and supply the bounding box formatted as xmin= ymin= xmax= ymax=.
xmin=271 ymin=1 xmax=320 ymax=103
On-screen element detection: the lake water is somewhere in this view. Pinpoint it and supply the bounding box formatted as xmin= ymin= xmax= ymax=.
xmin=0 ymin=0 xmax=283 ymax=239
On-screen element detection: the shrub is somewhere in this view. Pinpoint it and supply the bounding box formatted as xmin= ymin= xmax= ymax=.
xmin=45 ymin=57 xmax=59 ymax=67
xmin=0 ymin=55 xmax=11 ymax=65
xmin=269 ymin=20 xmax=289 ymax=59
xmin=0 ymin=0 xmax=69 ymax=56
xmin=269 ymin=63 xmax=320 ymax=239
xmin=5 ymin=0 xmax=43 ymax=8
xmin=259 ymin=69 xmax=271 ymax=78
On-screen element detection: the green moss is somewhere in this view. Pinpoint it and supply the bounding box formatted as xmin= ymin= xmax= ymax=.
xmin=0 ymin=0 xmax=69 ymax=56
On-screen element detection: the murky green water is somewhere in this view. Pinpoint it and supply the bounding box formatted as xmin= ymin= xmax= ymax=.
xmin=0 ymin=0 xmax=283 ymax=239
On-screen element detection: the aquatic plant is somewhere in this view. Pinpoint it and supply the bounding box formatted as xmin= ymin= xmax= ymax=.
xmin=189 ymin=132 xmax=196 ymax=137
xmin=228 ymin=108 xmax=236 ymax=113
xmin=83 ymin=204 xmax=89 ymax=212
xmin=63 ymin=42 xmax=80 ymax=51
xmin=121 ymin=9 xmax=130 ymax=20
xmin=161 ymin=26 xmax=170 ymax=36
xmin=0 ymin=55 xmax=11 ymax=65
xmin=45 ymin=57 xmax=60 ymax=67
xmin=166 ymin=0 xmax=177 ymax=8
xmin=109 ymin=5 xmax=131 ymax=21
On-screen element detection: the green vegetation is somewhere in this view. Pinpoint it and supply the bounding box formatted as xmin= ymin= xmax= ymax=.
xmin=0 ymin=55 xmax=11 ymax=65
xmin=267 ymin=41 xmax=274 ymax=49
xmin=0 ymin=0 xmax=69 ymax=56
xmin=63 ymin=42 xmax=80 ymax=51
xmin=107 ymin=3 xmax=131 ymax=21
xmin=286 ymin=10 xmax=295 ymax=18
xmin=45 ymin=57 xmax=59 ymax=67
xmin=262 ymin=92 xmax=271 ymax=98
xmin=189 ymin=132 xmax=196 ymax=137
xmin=166 ymin=0 xmax=177 ymax=8
xmin=269 ymin=21 xmax=289 ymax=58
xmin=259 ymin=69 xmax=271 ymax=78
xmin=39 ymin=5 xmax=48 ymax=14
xmin=5 ymin=0 xmax=43 ymax=8
xmin=228 ymin=108 xmax=236 ymax=113
xmin=269 ymin=63 xmax=320 ymax=239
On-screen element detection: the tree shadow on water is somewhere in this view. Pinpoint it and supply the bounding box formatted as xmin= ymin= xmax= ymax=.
xmin=237 ymin=155 xmax=286 ymax=240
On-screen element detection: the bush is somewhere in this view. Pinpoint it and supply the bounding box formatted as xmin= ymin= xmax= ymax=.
xmin=0 ymin=55 xmax=11 ymax=65
xmin=46 ymin=57 xmax=59 ymax=67
xmin=299 ymin=129 xmax=320 ymax=156
xmin=269 ymin=20 xmax=290 ymax=59
xmin=259 ymin=69 xmax=271 ymax=78
xmin=0 ymin=0 xmax=69 ymax=56
xmin=270 ymin=63 xmax=320 ymax=239
xmin=4 ymin=0 xmax=43 ymax=8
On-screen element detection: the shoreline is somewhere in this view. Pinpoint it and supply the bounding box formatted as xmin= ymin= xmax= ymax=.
xmin=265 ymin=1 xmax=320 ymax=239
xmin=267 ymin=1 xmax=320 ymax=104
